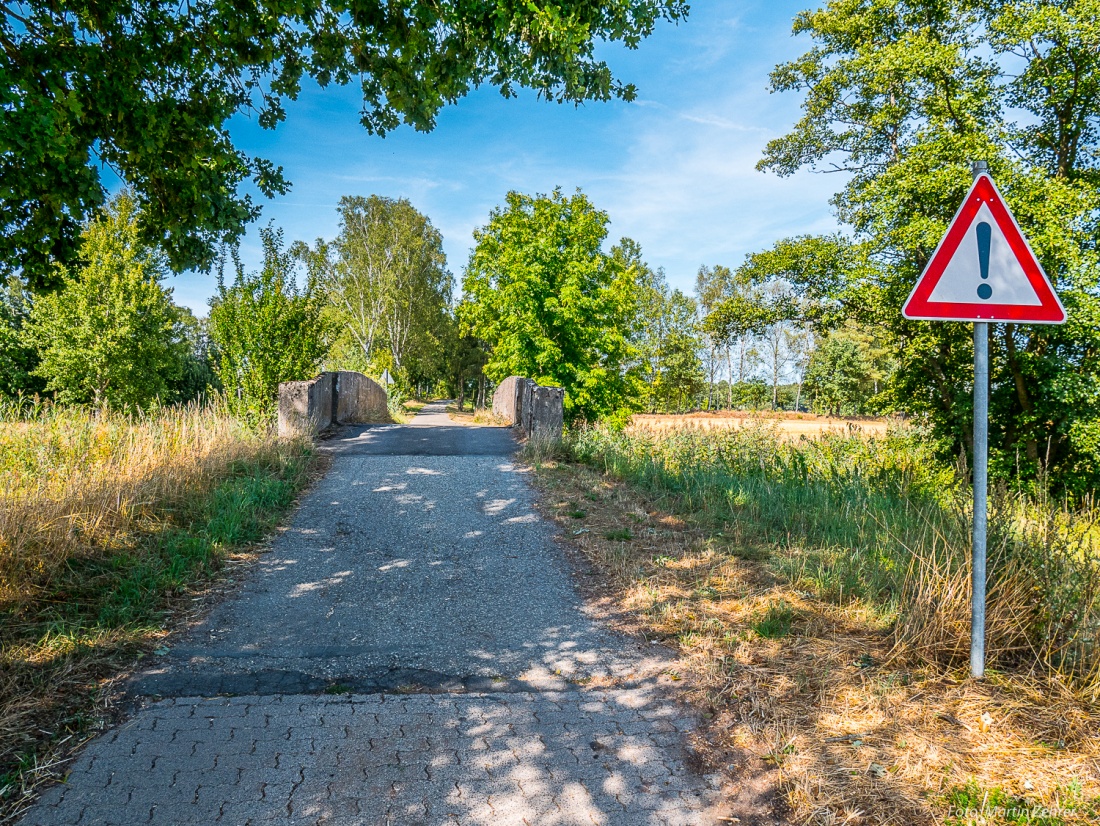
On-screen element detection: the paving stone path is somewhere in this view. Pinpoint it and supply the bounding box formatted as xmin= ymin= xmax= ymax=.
xmin=21 ymin=402 xmax=726 ymax=826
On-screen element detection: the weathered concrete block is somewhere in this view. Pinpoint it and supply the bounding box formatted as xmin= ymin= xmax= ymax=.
xmin=277 ymin=373 xmax=336 ymax=438
xmin=278 ymin=371 xmax=387 ymax=437
xmin=492 ymin=376 xmax=526 ymax=425
xmin=491 ymin=376 xmax=563 ymax=440
xmin=527 ymin=386 xmax=564 ymax=440
xmin=335 ymin=371 xmax=388 ymax=424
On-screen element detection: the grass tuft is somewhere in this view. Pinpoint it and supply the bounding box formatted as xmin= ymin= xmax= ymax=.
xmin=751 ymin=600 xmax=797 ymax=639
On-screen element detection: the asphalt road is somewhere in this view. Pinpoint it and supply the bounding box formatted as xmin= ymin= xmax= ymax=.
xmin=21 ymin=402 xmax=726 ymax=825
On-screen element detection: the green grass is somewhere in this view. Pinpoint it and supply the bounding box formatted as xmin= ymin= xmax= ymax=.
xmin=565 ymin=423 xmax=1100 ymax=688
xmin=943 ymin=779 xmax=1098 ymax=825
xmin=750 ymin=600 xmax=797 ymax=639
xmin=37 ymin=470 xmax=301 ymax=632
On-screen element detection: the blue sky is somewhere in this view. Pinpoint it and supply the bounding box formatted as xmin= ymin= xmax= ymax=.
xmin=169 ymin=1 xmax=843 ymax=315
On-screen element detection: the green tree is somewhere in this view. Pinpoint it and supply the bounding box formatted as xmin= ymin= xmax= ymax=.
xmin=803 ymin=323 xmax=892 ymax=416
xmin=4 ymin=1 xmax=687 ymax=287
xmin=444 ymin=317 xmax=490 ymax=412
xmin=651 ymin=303 xmax=705 ymax=413
xmin=169 ymin=309 xmax=220 ymax=404
xmin=460 ymin=189 xmax=643 ymax=423
xmin=695 ymin=265 xmax=739 ymax=408
xmin=0 ymin=278 xmax=42 ymax=398
xmin=732 ymin=378 xmax=771 ymax=411
xmin=630 ymin=258 xmax=704 ymax=413
xmin=622 ymin=242 xmax=665 ymax=402
xmin=22 ymin=195 xmax=186 ymax=409
xmin=303 ymin=196 xmax=453 ymax=385
xmin=704 ymin=274 xmax=796 ymax=409
xmin=755 ymin=0 xmax=1100 ymax=492
xmin=803 ymin=336 xmax=867 ymax=417
xmin=787 ymin=326 xmax=814 ymax=411
xmin=208 ymin=226 xmax=330 ymax=424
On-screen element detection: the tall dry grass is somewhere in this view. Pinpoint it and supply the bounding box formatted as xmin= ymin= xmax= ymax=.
xmin=0 ymin=398 xmax=297 ymax=610
xmin=566 ymin=422 xmax=1100 ymax=692
xmin=0 ymin=398 xmax=313 ymax=817
xmin=534 ymin=423 xmax=1100 ymax=823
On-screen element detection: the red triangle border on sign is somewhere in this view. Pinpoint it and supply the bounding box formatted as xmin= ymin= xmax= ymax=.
xmin=902 ymin=174 xmax=1066 ymax=324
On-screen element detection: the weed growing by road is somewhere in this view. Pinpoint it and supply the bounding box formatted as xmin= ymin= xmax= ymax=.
xmin=568 ymin=422 xmax=1100 ymax=686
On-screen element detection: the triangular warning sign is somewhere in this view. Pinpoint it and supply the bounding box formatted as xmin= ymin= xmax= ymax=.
xmin=902 ymin=174 xmax=1066 ymax=324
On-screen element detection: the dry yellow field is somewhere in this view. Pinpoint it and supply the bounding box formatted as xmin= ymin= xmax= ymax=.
xmin=630 ymin=410 xmax=894 ymax=439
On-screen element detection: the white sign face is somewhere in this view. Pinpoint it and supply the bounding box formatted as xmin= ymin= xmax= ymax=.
xmin=902 ymin=173 xmax=1066 ymax=324
xmin=926 ymin=202 xmax=1042 ymax=307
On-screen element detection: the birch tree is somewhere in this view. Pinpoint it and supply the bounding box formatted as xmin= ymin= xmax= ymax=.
xmin=310 ymin=196 xmax=452 ymax=382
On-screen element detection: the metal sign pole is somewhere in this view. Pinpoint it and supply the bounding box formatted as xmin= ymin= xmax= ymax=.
xmin=970 ymin=160 xmax=989 ymax=679
xmin=903 ymin=160 xmax=1065 ymax=677
xmin=972 ymin=319 xmax=988 ymax=678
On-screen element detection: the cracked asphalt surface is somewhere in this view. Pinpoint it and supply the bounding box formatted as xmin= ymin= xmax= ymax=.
xmin=20 ymin=402 xmax=726 ymax=825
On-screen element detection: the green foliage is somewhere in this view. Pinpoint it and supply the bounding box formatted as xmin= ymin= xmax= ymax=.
xmin=704 ymin=288 xmax=775 ymax=346
xmin=0 ymin=279 xmax=42 ymax=398
xmin=385 ymin=383 xmax=408 ymax=419
xmin=460 ymin=188 xmax=645 ymax=423
xmin=730 ymin=379 xmax=772 ymax=410
xmin=303 ymin=196 xmax=453 ymax=388
xmin=444 ymin=325 xmax=489 ymax=410
xmin=804 ymin=336 xmax=871 ymax=416
xmin=751 ymin=601 xmax=797 ymax=639
xmin=632 ymin=252 xmax=705 ymax=412
xmin=803 ymin=322 xmax=895 ymax=415
xmin=943 ymin=778 xmax=1096 ymax=826
xmin=91 ymin=471 xmax=300 ymax=627
xmin=3 ymin=0 xmax=687 ymax=287
xmin=754 ymin=0 xmax=1100 ymax=493
xmin=703 ymin=271 xmax=811 ymax=410
xmin=22 ymin=194 xmax=187 ymax=410
xmin=169 ymin=308 xmax=220 ymax=404
xmin=208 ymin=226 xmax=330 ymax=425
xmin=651 ymin=320 xmax=705 ymax=413
xmin=699 ymin=264 xmax=808 ymax=411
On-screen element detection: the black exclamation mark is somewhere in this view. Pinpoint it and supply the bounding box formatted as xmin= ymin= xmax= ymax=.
xmin=976 ymin=222 xmax=992 ymax=300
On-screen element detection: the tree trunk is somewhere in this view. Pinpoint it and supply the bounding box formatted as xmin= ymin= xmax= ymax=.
xmin=708 ymin=345 xmax=717 ymax=410
xmin=726 ymin=346 xmax=734 ymax=409
xmin=772 ymin=346 xmax=781 ymax=410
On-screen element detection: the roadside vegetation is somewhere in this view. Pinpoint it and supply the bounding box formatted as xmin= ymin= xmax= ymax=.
xmin=3 ymin=0 xmax=1100 ymax=821
xmin=0 ymin=400 xmax=316 ymax=818
xmin=529 ymin=424 xmax=1100 ymax=824
xmin=528 ymin=426 xmax=1095 ymax=826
